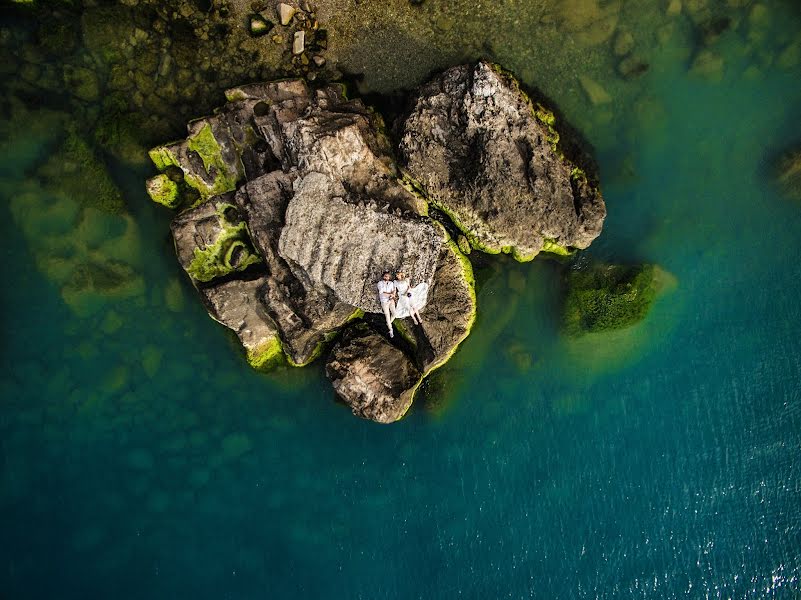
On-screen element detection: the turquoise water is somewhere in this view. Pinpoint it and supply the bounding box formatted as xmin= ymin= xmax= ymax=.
xmin=3 ymin=9 xmax=801 ymax=600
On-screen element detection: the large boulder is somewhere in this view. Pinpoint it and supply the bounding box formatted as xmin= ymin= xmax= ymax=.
xmin=199 ymin=276 xmax=283 ymax=370
xmin=278 ymin=172 xmax=443 ymax=313
xmin=399 ymin=60 xmax=606 ymax=260
xmin=170 ymin=194 xmax=262 ymax=283
xmin=326 ymin=324 xmax=422 ymax=423
xmin=404 ymin=238 xmax=476 ymax=373
xmin=233 ymin=171 xmax=359 ymax=367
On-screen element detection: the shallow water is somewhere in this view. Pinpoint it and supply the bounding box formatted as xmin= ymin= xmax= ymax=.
xmin=2 ymin=3 xmax=801 ymax=599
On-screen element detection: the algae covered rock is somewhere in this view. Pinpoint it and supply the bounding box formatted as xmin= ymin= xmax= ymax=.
xmin=199 ymin=276 xmax=283 ymax=371
xmin=279 ymin=172 xmax=444 ymax=313
xmin=171 ymin=195 xmax=262 ymax=283
xmin=561 ymin=261 xmax=662 ymax=336
xmin=399 ymin=61 xmax=606 ymax=261
xmin=326 ymin=324 xmax=422 ymax=423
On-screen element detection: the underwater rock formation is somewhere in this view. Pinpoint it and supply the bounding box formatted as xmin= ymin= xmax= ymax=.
xmin=145 ymin=62 xmax=603 ymax=422
xmin=774 ymin=146 xmax=801 ymax=201
xmin=561 ymin=261 xmax=669 ymax=336
xmin=399 ymin=61 xmax=606 ymax=261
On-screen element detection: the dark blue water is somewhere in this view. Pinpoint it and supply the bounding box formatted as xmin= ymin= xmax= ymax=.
xmin=2 ymin=6 xmax=801 ymax=599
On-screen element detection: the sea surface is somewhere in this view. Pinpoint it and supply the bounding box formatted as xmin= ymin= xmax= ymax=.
xmin=2 ymin=4 xmax=801 ymax=599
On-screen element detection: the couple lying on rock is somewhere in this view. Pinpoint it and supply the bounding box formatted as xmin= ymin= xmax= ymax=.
xmin=377 ymin=270 xmax=427 ymax=338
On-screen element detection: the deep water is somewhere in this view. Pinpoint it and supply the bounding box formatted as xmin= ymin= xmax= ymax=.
xmin=3 ymin=7 xmax=801 ymax=600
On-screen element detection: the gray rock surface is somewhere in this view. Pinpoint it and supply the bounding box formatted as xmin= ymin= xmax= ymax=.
xmin=234 ymin=170 xmax=358 ymax=366
xmin=279 ymin=172 xmax=444 ymax=313
xmin=406 ymin=238 xmax=475 ymax=373
xmin=199 ymin=276 xmax=281 ymax=369
xmin=399 ymin=60 xmax=606 ymax=260
xmin=326 ymin=324 xmax=422 ymax=423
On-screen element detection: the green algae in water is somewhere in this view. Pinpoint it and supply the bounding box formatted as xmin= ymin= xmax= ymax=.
xmin=561 ymin=262 xmax=659 ymax=336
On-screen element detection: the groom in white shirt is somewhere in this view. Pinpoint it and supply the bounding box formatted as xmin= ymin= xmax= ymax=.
xmin=377 ymin=270 xmax=396 ymax=338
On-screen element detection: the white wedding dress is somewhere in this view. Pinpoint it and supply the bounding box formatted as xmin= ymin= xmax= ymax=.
xmin=394 ymin=280 xmax=429 ymax=319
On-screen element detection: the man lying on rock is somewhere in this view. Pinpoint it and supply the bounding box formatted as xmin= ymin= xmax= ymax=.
xmin=377 ymin=270 xmax=429 ymax=339
xmin=377 ymin=271 xmax=397 ymax=338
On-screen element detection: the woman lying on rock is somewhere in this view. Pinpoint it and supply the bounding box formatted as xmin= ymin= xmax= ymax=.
xmin=394 ymin=270 xmax=428 ymax=326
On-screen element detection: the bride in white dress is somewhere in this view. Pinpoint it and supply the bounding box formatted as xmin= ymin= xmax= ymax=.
xmin=393 ymin=271 xmax=428 ymax=325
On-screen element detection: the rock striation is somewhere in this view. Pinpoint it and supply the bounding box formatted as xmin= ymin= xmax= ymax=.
xmin=145 ymin=62 xmax=604 ymax=423
xmin=399 ymin=61 xmax=606 ymax=260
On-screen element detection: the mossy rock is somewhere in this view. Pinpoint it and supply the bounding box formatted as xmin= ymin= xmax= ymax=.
xmin=146 ymin=174 xmax=180 ymax=208
xmin=562 ymin=261 xmax=660 ymax=337
xmin=183 ymin=203 xmax=262 ymax=282
xmin=246 ymin=337 xmax=285 ymax=371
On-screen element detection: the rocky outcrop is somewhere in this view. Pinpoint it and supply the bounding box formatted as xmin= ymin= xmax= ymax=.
xmin=198 ymin=276 xmax=282 ymax=370
xmin=233 ymin=171 xmax=358 ymax=367
xmin=399 ymin=60 xmax=606 ymax=260
xmin=326 ymin=325 xmax=422 ymax=423
xmin=145 ymin=62 xmax=604 ymax=422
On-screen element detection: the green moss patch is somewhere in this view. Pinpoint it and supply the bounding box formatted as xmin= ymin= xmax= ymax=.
xmin=185 ymin=122 xmax=241 ymax=198
xmin=247 ymin=337 xmax=285 ymax=371
xmin=562 ymin=262 xmax=659 ymax=336
xmin=185 ymin=203 xmax=262 ymax=282
xmin=146 ymin=174 xmax=180 ymax=208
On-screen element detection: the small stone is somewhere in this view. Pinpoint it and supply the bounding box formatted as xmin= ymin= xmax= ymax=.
xmin=689 ymin=49 xmax=724 ymax=81
xmin=142 ymin=345 xmax=163 ymax=378
xmin=777 ymin=40 xmax=801 ymax=69
xmin=272 ymin=34 xmax=284 ymax=43
xmin=613 ymin=30 xmax=634 ymax=56
xmin=697 ymin=16 xmax=732 ymax=45
xmin=293 ymin=30 xmax=305 ymax=54
xmin=617 ymin=55 xmax=650 ymax=80
xmin=221 ymin=433 xmax=253 ymax=460
xmin=248 ymin=14 xmax=273 ymax=37
xmin=164 ymin=278 xmax=185 ymax=312
xmin=578 ymin=75 xmax=612 ymax=105
xmin=312 ymin=55 xmax=326 ymax=67
xmin=666 ymin=0 xmax=682 ymax=16
xmin=278 ymin=3 xmax=296 ymax=26
xmin=313 ymin=29 xmax=327 ymax=49
xmin=101 ymin=311 xmax=124 ymax=334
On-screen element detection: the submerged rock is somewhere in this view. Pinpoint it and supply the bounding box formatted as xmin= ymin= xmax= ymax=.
xmin=326 ymin=324 xmax=422 ymax=423
xmin=399 ymin=61 xmax=606 ymax=261
xmin=561 ymin=261 xmax=669 ymax=336
xmin=774 ymin=147 xmax=801 ymax=201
